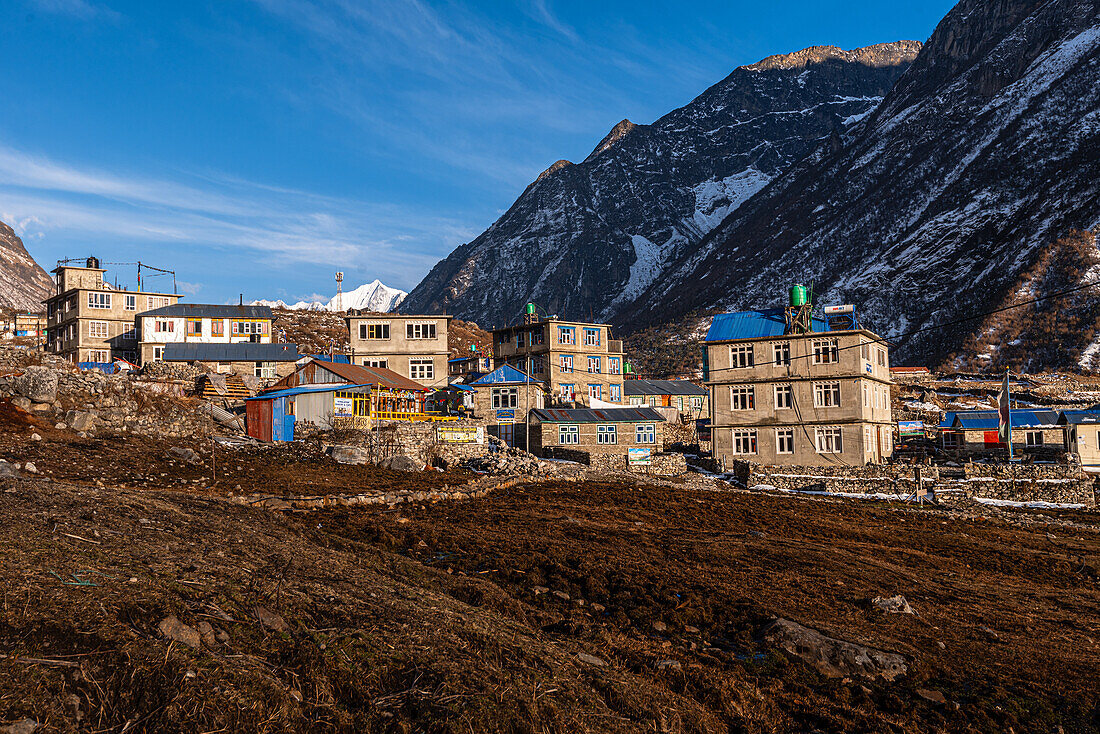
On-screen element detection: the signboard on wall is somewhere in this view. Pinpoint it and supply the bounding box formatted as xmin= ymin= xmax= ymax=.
xmin=496 ymin=409 xmax=515 ymax=422
xmin=898 ymin=421 xmax=924 ymax=437
xmin=628 ymin=448 xmax=652 ymax=466
xmin=437 ymin=426 xmax=485 ymax=444
xmin=334 ymin=396 xmax=353 ymax=418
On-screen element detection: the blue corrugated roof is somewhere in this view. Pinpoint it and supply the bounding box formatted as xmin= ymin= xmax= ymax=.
xmin=705 ymin=309 xmax=829 ymax=342
xmin=1059 ymin=410 xmax=1100 ymax=425
xmin=247 ymin=383 xmax=372 ymax=401
xmin=164 ymin=342 xmax=299 ymax=362
xmin=939 ymin=411 xmax=957 ymax=428
xmin=470 ymin=364 xmax=537 ymax=385
xmin=309 ymin=353 xmax=351 ymax=364
xmin=951 ymin=410 xmax=1060 ymax=430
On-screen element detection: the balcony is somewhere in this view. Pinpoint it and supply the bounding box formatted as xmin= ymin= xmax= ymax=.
xmin=608 ymin=340 xmax=623 ymax=354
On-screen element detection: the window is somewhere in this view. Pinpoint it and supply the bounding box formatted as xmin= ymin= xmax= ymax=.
xmin=560 ymin=384 xmax=576 ymax=401
xmin=558 ymin=326 xmax=575 ymax=345
xmin=608 ymin=357 xmax=621 ymax=375
xmin=597 ymin=425 xmax=617 ymax=444
xmin=516 ymin=331 xmax=525 ymax=348
xmin=233 ymin=321 xmax=266 ymax=335
xmin=212 ymin=319 xmax=224 ymax=336
xmin=364 ymin=359 xmax=389 ymax=369
xmin=636 ymin=424 xmax=656 ymax=444
xmin=584 ymin=328 xmax=601 ymax=347
xmin=361 ymin=322 xmax=390 ymax=340
xmin=154 ymin=319 xmax=174 ymax=333
xmin=88 ymin=321 xmax=108 ymax=339
xmin=88 ymin=292 xmax=111 ymax=309
xmin=530 ymin=329 xmax=544 ymax=345
xmin=409 ymin=358 xmax=434 ymax=381
xmin=729 ymin=344 xmax=754 ymax=369
xmin=186 ymin=319 xmax=202 ymax=336
xmin=610 ymin=384 xmax=621 ymax=402
xmin=690 ymin=396 xmax=703 ymax=409
xmin=813 ymin=382 xmax=841 ymax=408
xmin=629 ymin=396 xmax=644 ymax=406
xmin=531 ymin=356 xmax=544 ymax=374
xmin=877 ymin=348 xmax=887 ymax=367
xmin=560 ymin=355 xmax=574 ymax=373
xmin=589 ymin=384 xmax=602 ymax=400
xmin=406 ymin=322 xmax=437 ymax=340
xmin=588 ymin=356 xmax=602 ymax=373
xmin=88 ymin=349 xmax=109 ymax=362
xmin=812 ymin=339 xmax=839 ymax=365
xmin=559 ymin=425 xmax=579 ymax=444
xmin=774 ymin=384 xmax=792 ymax=410
xmin=147 ymin=296 xmax=171 ymax=310
xmin=863 ymin=384 xmax=870 ymax=408
xmin=152 ymin=346 xmax=164 ymax=361
xmin=731 ymin=429 xmax=757 ymax=455
xmin=729 ymin=385 xmax=755 ymax=411
xmin=254 ymin=361 xmax=277 ymax=378
xmin=861 ymin=343 xmax=869 ymax=360
xmin=773 ymin=342 xmax=791 ymax=366
xmin=677 ymin=396 xmax=684 ymax=411
xmin=776 ymin=428 xmax=795 ymax=455
xmin=492 ymin=387 xmax=518 ymax=409
xmin=815 ymin=427 xmax=843 ymax=454
xmin=1025 ymin=431 xmax=1044 ymax=447
xmin=943 ymin=432 xmax=962 ymax=450
xmin=124 ymin=294 xmax=136 ymax=311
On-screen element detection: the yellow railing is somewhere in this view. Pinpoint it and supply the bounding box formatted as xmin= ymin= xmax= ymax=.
xmin=370 ymin=410 xmax=460 ymax=422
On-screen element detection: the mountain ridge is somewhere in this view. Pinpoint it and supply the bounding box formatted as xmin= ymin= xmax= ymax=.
xmin=253 ymin=279 xmax=407 ymax=313
xmin=0 ymin=222 xmax=55 ymax=311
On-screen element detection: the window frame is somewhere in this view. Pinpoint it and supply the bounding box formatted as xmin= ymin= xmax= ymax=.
xmin=596 ymin=425 xmax=617 ymax=444
xmin=558 ymin=424 xmax=579 ymax=445
xmin=88 ymin=320 xmax=109 ymax=339
xmin=588 ymin=356 xmax=601 ymax=374
xmin=406 ymin=322 xmax=437 ymax=340
xmin=557 ymin=326 xmax=575 ymax=345
xmin=815 ymin=427 xmax=843 ymax=454
xmin=491 ymin=387 xmax=518 ymax=409
xmin=813 ymin=381 xmax=842 ymax=408
xmin=559 ymin=383 xmax=575 ymax=401
xmin=775 ymin=428 xmax=795 ymax=455
xmin=88 ymin=292 xmax=111 ymax=309
xmin=560 ymin=355 xmax=574 ymax=373
xmin=729 ymin=384 xmax=756 ymax=411
xmin=583 ymin=328 xmax=601 ymax=347
xmin=124 ymin=294 xmax=137 ymax=311
xmin=731 ymin=429 xmax=758 ymax=455
xmin=729 ymin=344 xmax=754 ymax=369
xmin=773 ymin=342 xmax=791 ymax=366
xmin=812 ymin=339 xmax=840 ymax=365
xmin=588 ymin=383 xmax=602 ymax=401
xmin=408 ymin=357 xmax=435 ymax=381
xmin=774 ymin=383 xmax=793 ymax=410
xmin=635 ymin=423 xmax=656 ymax=444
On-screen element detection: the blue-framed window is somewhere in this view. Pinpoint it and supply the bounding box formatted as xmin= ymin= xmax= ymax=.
xmin=558 ymin=326 xmax=575 ymax=345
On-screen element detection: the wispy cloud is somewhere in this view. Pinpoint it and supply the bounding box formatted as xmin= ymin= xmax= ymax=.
xmin=27 ymin=0 xmax=120 ymax=21
xmin=0 ymin=141 xmax=477 ymax=292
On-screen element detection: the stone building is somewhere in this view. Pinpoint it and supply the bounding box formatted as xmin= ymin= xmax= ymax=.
xmin=491 ymin=315 xmax=625 ymax=406
xmin=137 ymin=303 xmax=274 ymax=364
xmin=940 ymin=410 xmax=1065 ymax=458
xmin=528 ymin=406 xmax=666 ymax=460
xmin=161 ymin=342 xmax=300 ymax=383
xmin=704 ymin=308 xmax=894 ymax=468
xmin=1060 ymin=410 xmax=1100 ymax=472
xmin=345 ymin=311 xmax=451 ymax=390
xmin=469 ymin=365 xmax=544 ymax=448
xmin=44 ymin=259 xmax=180 ymax=363
xmin=625 ymin=379 xmax=710 ymax=420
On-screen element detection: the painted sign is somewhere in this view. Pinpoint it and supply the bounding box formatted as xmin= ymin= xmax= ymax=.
xmin=695 ymin=419 xmax=712 ymax=441
xmin=628 ymin=448 xmax=652 ymax=466
xmin=437 ymin=426 xmax=485 ymax=444
xmin=496 ymin=409 xmax=515 ymax=422
xmin=898 ymin=420 xmax=924 ymax=437
xmin=333 ymin=396 xmax=354 ymax=418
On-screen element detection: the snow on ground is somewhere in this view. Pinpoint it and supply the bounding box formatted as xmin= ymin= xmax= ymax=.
xmin=691 ymin=168 xmax=771 ymax=232
xmin=974 ymin=498 xmax=1088 ymax=510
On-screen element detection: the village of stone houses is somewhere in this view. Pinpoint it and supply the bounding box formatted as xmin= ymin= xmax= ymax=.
xmin=1 ymin=252 xmax=1099 ymax=733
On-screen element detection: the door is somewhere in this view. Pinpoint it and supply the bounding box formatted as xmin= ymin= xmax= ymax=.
xmin=498 ymin=423 xmax=515 ymax=447
xmin=271 ymin=397 xmax=288 ymax=441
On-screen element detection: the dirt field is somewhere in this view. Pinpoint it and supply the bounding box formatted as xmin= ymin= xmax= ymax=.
xmin=2 ymin=455 xmax=1099 ymax=732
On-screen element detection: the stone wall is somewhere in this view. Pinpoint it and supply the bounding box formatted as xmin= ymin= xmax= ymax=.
xmin=544 ymin=446 xmax=688 ymax=477
xmin=742 ymin=460 xmax=1095 ymax=506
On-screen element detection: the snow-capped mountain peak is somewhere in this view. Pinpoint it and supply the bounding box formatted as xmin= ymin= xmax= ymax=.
xmin=253 ymin=279 xmax=407 ymax=313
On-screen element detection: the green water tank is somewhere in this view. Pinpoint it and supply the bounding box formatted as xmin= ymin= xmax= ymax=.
xmin=525 ymin=303 xmax=537 ymax=315
xmin=625 ymin=361 xmax=633 ymax=374
xmin=789 ymin=284 xmax=808 ymax=307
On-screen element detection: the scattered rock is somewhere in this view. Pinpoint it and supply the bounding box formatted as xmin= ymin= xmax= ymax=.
xmin=0 ymin=463 xmax=20 ymax=478
xmin=167 ymin=446 xmax=200 ymax=464
xmin=22 ymin=462 xmax=37 ymax=475
xmin=158 ymin=615 xmax=202 ymax=649
xmin=590 ymin=603 xmax=606 ymax=613
xmin=65 ymin=410 xmax=98 ymax=433
xmin=531 ymin=586 xmax=549 ymax=596
xmin=1 ymin=719 xmax=39 ymax=734
xmin=980 ymin=626 xmax=1000 ymax=640
xmin=936 ymin=641 xmax=946 ymax=650
xmin=684 ymin=625 xmax=700 ymax=634
xmin=196 ymin=621 xmax=217 ymax=647
xmin=577 ymin=652 xmax=607 ymax=667
xmin=656 ymin=659 xmax=682 ymax=670
xmin=552 ymin=590 xmax=571 ymax=602
xmin=916 ymin=688 xmax=947 ymax=704
xmin=872 ymin=594 xmax=914 ymax=615
xmin=253 ymin=606 xmax=288 ymax=632
xmin=29 ymin=433 xmax=41 ymax=442
xmin=762 ymin=618 xmax=908 ymax=681
xmin=10 ymin=396 xmax=32 ymax=411
xmin=652 ymin=621 xmax=668 ymax=632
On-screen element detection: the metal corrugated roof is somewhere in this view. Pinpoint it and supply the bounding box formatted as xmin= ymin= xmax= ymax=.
xmin=1059 ymin=410 xmax=1100 ymax=425
xmin=530 ymin=407 xmax=666 ymax=423
xmin=952 ymin=410 xmax=1061 ymax=430
xmin=470 ymin=365 xmax=538 ymax=385
xmin=624 ymin=379 xmax=706 ymax=396
xmin=141 ymin=303 xmax=273 ymax=319
xmin=163 ymin=342 xmax=299 ymax=362
xmin=939 ymin=411 xmax=957 ymax=428
xmin=319 ymin=360 xmax=430 ymax=392
xmin=248 ymin=383 xmax=372 ymax=401
xmin=704 ymin=309 xmax=829 ymax=342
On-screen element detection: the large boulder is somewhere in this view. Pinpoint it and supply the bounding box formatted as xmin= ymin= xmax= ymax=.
xmin=327 ymin=445 xmax=371 ymax=465
xmin=762 ymin=618 xmax=907 ymax=681
xmin=10 ymin=366 xmax=58 ymax=404
xmin=65 ymin=410 xmax=98 ymax=433
xmin=379 ymin=455 xmax=422 ymax=472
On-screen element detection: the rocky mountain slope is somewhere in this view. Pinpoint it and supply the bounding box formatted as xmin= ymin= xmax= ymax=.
xmin=0 ymin=221 xmax=53 ymax=311
xmin=400 ymin=42 xmax=921 ymax=328
xmin=254 ymin=279 xmax=407 ymax=313
xmin=629 ymin=0 xmax=1100 ymax=365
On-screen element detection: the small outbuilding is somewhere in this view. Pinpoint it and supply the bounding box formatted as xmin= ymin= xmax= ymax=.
xmin=940 ymin=410 xmax=1063 ymax=456
xmin=162 ymin=342 xmax=300 ymax=382
xmin=528 ymin=406 xmax=666 ymax=461
xmin=1059 ymin=410 xmax=1100 ymax=472
xmin=469 ymin=365 xmax=544 ymax=448
xmin=624 ymin=379 xmax=709 ymax=420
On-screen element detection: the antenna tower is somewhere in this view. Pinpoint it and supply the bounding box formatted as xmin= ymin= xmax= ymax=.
xmin=335 ymin=271 xmax=344 ymax=312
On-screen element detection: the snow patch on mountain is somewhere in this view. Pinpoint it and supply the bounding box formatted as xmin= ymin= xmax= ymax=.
xmin=254 ymin=280 xmax=407 ymax=313
xmin=691 ymin=168 xmax=772 ymax=233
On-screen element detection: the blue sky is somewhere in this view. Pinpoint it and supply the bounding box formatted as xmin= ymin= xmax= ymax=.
xmin=0 ymin=0 xmax=955 ymax=303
